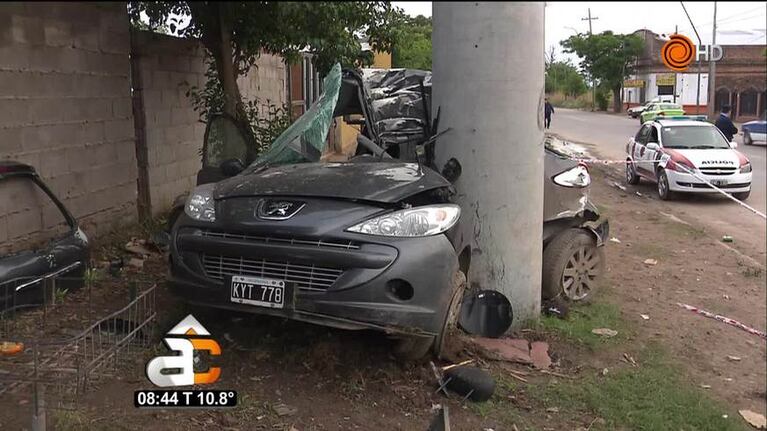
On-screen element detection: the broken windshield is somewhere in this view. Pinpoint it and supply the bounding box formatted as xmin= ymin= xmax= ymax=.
xmin=245 ymin=63 xmax=342 ymax=172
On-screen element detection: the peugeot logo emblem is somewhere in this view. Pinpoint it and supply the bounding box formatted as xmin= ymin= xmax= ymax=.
xmin=257 ymin=200 xmax=305 ymax=220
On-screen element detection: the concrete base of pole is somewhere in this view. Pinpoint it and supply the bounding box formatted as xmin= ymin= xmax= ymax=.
xmin=432 ymin=2 xmax=545 ymax=327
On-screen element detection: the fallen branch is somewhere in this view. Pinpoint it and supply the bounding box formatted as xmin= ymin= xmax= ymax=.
xmin=539 ymin=369 xmax=574 ymax=379
xmin=441 ymin=359 xmax=474 ymax=371
xmin=677 ymin=303 xmax=767 ymax=339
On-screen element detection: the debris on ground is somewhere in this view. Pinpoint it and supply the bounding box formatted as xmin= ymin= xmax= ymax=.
xmin=722 ymin=235 xmax=734 ymax=243
xmin=591 ymin=328 xmax=618 ymax=337
xmin=621 ymin=353 xmax=638 ymax=367
xmin=0 ymin=341 xmax=24 ymax=356
xmin=643 ymin=258 xmax=658 ymax=266
xmin=640 ymin=314 xmax=650 ymax=320
xmin=427 ymin=405 xmax=451 ymax=431
xmin=701 ymin=384 xmax=712 ymax=389
xmin=541 ymin=298 xmax=569 ymax=319
xmin=530 ymin=342 xmax=552 ymax=370
xmin=124 ymin=238 xmax=156 ymax=258
xmin=739 ymin=410 xmax=766 ymax=429
xmin=727 ymin=355 xmax=742 ymax=362
xmin=273 ymin=403 xmax=297 ymax=417
xmin=468 ymin=337 xmax=533 ymax=365
xmin=612 ymin=182 xmax=627 ymax=191
xmin=443 ymin=366 xmax=496 ymax=402
xmin=127 ymin=258 xmax=145 ymax=270
xmin=609 ymin=237 xmax=621 ymax=243
xmin=601 ymin=368 xmax=609 ymax=376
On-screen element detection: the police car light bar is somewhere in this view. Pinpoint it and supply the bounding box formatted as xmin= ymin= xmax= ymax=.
xmin=656 ymin=115 xmax=708 ymax=122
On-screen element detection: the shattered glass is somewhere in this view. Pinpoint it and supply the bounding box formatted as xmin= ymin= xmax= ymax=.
xmin=247 ymin=63 xmax=343 ymax=170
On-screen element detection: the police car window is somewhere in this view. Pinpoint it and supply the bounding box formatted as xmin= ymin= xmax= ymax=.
xmin=636 ymin=125 xmax=651 ymax=143
xmin=661 ymin=126 xmax=731 ymax=149
xmin=649 ymin=127 xmax=659 ymax=144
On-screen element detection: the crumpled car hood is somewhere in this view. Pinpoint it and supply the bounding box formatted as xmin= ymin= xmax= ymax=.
xmin=214 ymin=161 xmax=451 ymax=203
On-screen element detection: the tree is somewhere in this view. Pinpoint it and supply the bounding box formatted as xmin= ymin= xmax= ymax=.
xmin=561 ymin=31 xmax=644 ymax=112
xmin=545 ymin=61 xmax=587 ymax=98
xmin=129 ymin=2 xmax=400 ymax=148
xmin=391 ymin=15 xmax=432 ymax=69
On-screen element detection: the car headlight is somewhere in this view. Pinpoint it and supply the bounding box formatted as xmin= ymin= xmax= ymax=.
xmin=740 ymin=162 xmax=752 ymax=173
xmin=553 ymin=164 xmax=591 ymax=188
xmin=347 ymin=204 xmax=461 ymax=237
xmin=184 ymin=184 xmax=216 ymax=222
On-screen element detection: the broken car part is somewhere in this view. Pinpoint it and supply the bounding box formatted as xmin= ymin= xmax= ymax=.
xmin=458 ymin=290 xmax=513 ymax=338
xmin=443 ymin=366 xmax=496 ymax=402
xmin=0 ymin=162 xmax=89 ymax=311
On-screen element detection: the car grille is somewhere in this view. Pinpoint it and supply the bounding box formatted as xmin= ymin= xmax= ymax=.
xmin=202 ymin=254 xmax=344 ymax=291
xmin=699 ymin=167 xmax=736 ymax=176
xmin=200 ymin=229 xmax=359 ymax=250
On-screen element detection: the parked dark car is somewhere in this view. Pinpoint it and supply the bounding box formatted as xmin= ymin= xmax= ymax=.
xmin=0 ymin=162 xmax=89 ymax=311
xmin=166 ymin=65 xmax=607 ymax=359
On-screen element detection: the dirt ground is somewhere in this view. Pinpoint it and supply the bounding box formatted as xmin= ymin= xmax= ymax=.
xmin=1 ymin=164 xmax=765 ymax=430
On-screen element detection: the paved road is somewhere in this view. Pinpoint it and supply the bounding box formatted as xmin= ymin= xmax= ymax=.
xmin=549 ymin=108 xmax=766 ymax=258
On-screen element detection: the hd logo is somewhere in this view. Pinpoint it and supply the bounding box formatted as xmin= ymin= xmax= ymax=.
xmin=146 ymin=315 xmax=221 ymax=387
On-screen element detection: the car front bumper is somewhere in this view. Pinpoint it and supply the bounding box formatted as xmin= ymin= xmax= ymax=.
xmin=667 ymin=170 xmax=752 ymax=193
xmin=746 ymin=131 xmax=766 ymax=143
xmin=168 ymin=216 xmax=460 ymax=337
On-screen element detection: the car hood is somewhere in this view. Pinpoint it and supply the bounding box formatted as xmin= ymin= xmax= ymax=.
xmin=214 ymin=161 xmax=451 ymax=203
xmin=669 ymin=148 xmax=745 ymax=167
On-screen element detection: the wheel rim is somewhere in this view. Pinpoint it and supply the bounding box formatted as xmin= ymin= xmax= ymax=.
xmin=561 ymin=245 xmax=601 ymax=300
xmin=658 ymin=173 xmax=667 ymax=197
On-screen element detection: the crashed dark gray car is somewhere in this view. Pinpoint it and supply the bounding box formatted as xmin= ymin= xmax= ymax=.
xmin=0 ymin=162 xmax=89 ymax=311
xmin=167 ymin=65 xmax=607 ymax=359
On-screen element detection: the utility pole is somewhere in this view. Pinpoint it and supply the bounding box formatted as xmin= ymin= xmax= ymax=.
xmin=432 ymin=2 xmax=545 ymax=327
xmin=582 ymin=8 xmax=599 ymax=111
xmin=680 ymin=2 xmax=702 ymax=115
xmin=707 ymin=2 xmax=717 ymax=120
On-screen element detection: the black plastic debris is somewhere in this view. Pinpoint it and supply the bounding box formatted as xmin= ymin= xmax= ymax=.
xmin=458 ymin=290 xmax=513 ymax=338
xmin=443 ymin=366 xmax=496 ymax=402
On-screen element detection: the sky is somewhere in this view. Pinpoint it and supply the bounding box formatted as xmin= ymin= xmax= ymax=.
xmin=393 ymin=1 xmax=767 ymax=65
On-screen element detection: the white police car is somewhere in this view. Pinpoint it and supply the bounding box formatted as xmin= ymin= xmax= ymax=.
xmin=625 ymin=116 xmax=752 ymax=200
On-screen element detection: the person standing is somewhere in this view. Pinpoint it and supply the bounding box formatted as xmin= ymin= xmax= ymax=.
xmin=714 ymin=105 xmax=738 ymax=142
xmin=544 ymin=98 xmax=555 ymax=129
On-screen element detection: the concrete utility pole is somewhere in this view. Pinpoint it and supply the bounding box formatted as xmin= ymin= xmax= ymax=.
xmin=707 ymin=2 xmax=718 ymax=120
xmin=432 ymin=2 xmax=545 ymax=327
xmin=582 ymin=8 xmax=599 ymax=111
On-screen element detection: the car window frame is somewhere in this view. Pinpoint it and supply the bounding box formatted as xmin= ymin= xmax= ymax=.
xmin=636 ymin=124 xmax=651 ymax=144
xmin=648 ymin=125 xmax=660 ymax=145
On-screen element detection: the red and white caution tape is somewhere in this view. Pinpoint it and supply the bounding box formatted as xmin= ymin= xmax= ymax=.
xmin=677 ymin=303 xmax=767 ymax=339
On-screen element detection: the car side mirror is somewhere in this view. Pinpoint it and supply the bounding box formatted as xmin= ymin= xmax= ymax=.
xmin=729 ymin=141 xmax=738 ymax=149
xmin=646 ymin=142 xmax=660 ymax=151
xmin=221 ymin=158 xmax=245 ymax=177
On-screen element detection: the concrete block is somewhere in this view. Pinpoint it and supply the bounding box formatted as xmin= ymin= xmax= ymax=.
xmin=0 ymin=45 xmax=32 ymax=70
xmin=112 ymin=97 xmax=133 ymax=119
xmin=99 ymin=28 xmax=129 ymax=54
xmin=11 ymin=15 xmax=45 ymax=45
xmin=0 ymin=216 xmax=8 ymax=246
xmin=104 ymin=118 xmax=135 ymax=142
xmin=0 ymin=98 xmax=30 ymax=128
xmin=0 ymin=127 xmax=24 ymax=154
xmin=77 ymin=121 xmax=105 ymax=145
xmin=7 ymin=209 xmax=42 ymax=239
xmin=39 ymin=147 xmax=69 ymax=178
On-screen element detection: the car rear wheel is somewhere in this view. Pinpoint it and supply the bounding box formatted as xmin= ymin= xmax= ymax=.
xmin=626 ymin=160 xmax=640 ymax=185
xmin=392 ymin=270 xmax=467 ymax=362
xmin=542 ymin=229 xmax=604 ymax=302
xmin=657 ymin=169 xmax=675 ymax=200
xmin=744 ymin=131 xmax=753 ymax=146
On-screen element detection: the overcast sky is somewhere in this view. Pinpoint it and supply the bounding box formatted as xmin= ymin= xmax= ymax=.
xmin=393 ymin=2 xmax=767 ymax=65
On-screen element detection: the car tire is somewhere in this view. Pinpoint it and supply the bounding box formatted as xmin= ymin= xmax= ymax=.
xmin=542 ymin=229 xmax=604 ymax=302
xmin=443 ymin=366 xmax=496 ymax=402
xmin=657 ymin=169 xmax=675 ymax=200
xmin=626 ymin=160 xmax=640 ymax=185
xmin=733 ymin=190 xmax=750 ymax=201
xmin=744 ymin=131 xmax=753 ymax=146
xmin=392 ymin=270 xmax=467 ymax=362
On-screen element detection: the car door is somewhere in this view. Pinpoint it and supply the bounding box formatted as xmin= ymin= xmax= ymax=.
xmin=632 ymin=125 xmax=652 ymax=176
xmin=642 ymin=104 xmax=657 ymax=122
xmin=642 ymin=125 xmax=662 ymax=179
xmin=197 ymin=114 xmax=252 ymax=186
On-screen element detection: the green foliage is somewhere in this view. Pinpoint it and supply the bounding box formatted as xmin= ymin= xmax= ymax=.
xmin=185 ymin=58 xmax=292 ymax=156
xmin=545 ymin=61 xmax=587 ymax=98
xmin=391 ymin=15 xmax=432 ymax=69
xmin=595 ymin=85 xmax=611 ymax=111
xmin=534 ymin=349 xmax=742 ymax=431
xmin=561 ymin=31 xmax=644 ymax=93
xmin=539 ymin=302 xmax=626 ymax=349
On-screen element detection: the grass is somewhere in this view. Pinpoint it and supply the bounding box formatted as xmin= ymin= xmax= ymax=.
xmin=662 ymin=220 xmax=707 ymax=240
xmin=538 ymin=302 xmax=627 ymax=349
xmin=52 ymin=410 xmax=88 ymax=431
xmin=528 ymin=348 xmax=746 ymax=431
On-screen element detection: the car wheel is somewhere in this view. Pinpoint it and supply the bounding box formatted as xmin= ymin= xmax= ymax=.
xmin=657 ymin=169 xmax=675 ymax=200
xmin=626 ymin=160 xmax=640 ymax=185
xmin=542 ymin=229 xmax=604 ymax=302
xmin=733 ymin=190 xmax=750 ymax=200
xmin=392 ymin=270 xmax=466 ymax=362
xmin=744 ymin=131 xmax=753 ymax=146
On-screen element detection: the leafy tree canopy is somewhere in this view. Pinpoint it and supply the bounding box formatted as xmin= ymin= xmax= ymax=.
xmin=391 ymin=15 xmax=432 ymax=70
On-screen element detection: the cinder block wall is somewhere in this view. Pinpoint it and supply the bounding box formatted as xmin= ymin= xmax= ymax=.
xmin=131 ymin=30 xmax=287 ymax=216
xmin=0 ymin=2 xmax=137 ymax=241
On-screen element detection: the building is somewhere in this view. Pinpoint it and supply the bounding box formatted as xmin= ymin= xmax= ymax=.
xmin=622 ymin=29 xmax=766 ymax=121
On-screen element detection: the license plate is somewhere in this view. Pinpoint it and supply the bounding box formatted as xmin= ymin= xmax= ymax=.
xmin=711 ymin=179 xmax=727 ymax=186
xmin=230 ymin=276 xmax=286 ymax=309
